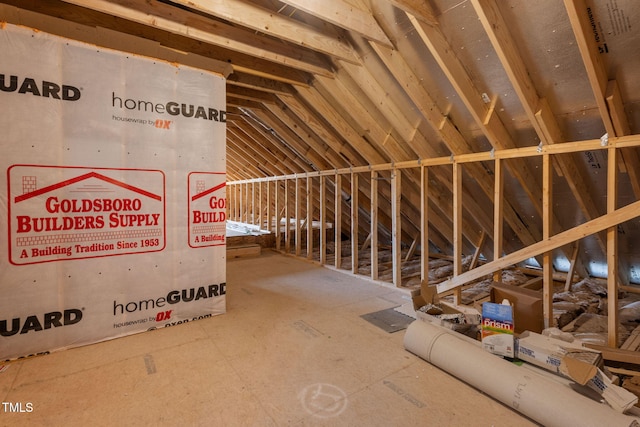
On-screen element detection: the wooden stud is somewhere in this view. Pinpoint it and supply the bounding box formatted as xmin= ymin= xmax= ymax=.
xmin=258 ymin=181 xmax=263 ymax=228
xmin=371 ymin=170 xmax=379 ymax=281
xmin=319 ymin=176 xmax=327 ymax=265
xmin=295 ymin=178 xmax=302 ymax=256
xmin=420 ymin=166 xmax=429 ymax=282
xmin=236 ymin=184 xmax=244 ymax=222
xmin=608 ymin=147 xmax=619 ymax=348
xmin=266 ymin=180 xmax=272 ymax=232
xmin=351 ymin=173 xmax=359 ymax=274
xmin=405 ymin=236 xmax=419 ymax=263
xmin=391 ymin=169 xmax=402 ymax=287
xmin=284 ymin=179 xmax=291 ymax=253
xmin=245 ymin=182 xmax=251 ymax=224
xmin=226 ymin=183 xmax=232 ymax=221
xmin=252 ymin=181 xmax=257 ymax=225
xmin=237 ymin=182 xmax=242 ymax=223
xmin=564 ymin=243 xmax=580 ymax=292
xmin=493 ymin=159 xmax=504 ymax=283
xmin=239 ymin=183 xmax=244 ymax=223
xmin=361 ymin=233 xmax=372 ymax=251
xmin=236 ymin=183 xmax=241 ymax=222
xmin=246 ymin=182 xmax=250 ymax=224
xmin=453 ymin=162 xmax=463 ymax=304
xmin=335 ymin=174 xmax=342 ymax=269
xmin=543 ymin=153 xmax=554 ymax=329
xmin=470 ymin=231 xmax=486 ymax=270
xmin=275 ymin=180 xmax=281 ymax=251
xmin=307 ymin=176 xmax=313 ymax=260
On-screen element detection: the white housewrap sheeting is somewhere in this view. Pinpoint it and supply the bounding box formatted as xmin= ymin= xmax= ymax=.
xmin=0 ymin=23 xmax=227 ymax=360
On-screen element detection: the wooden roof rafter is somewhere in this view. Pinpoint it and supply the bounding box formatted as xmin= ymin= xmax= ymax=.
xmin=470 ymin=0 xmax=606 ymax=270
xmin=563 ymin=0 xmax=640 ymax=199
xmin=367 ymin=39 xmax=541 ymax=256
xmin=227 ymin=130 xmax=292 ymax=175
xmin=60 ymin=0 xmax=334 ymax=77
xmin=167 ymin=0 xmax=361 ymax=64
xmin=226 ymin=86 xmax=278 ymax=105
xmin=227 ymin=72 xmax=296 ymax=96
xmin=227 ymin=123 xmax=304 ymax=175
xmin=407 ymin=11 xmax=543 ymax=207
xmin=262 ymin=96 xmax=352 ymax=170
xmin=277 ymin=0 xmax=394 ymax=48
xmin=232 ymin=107 xmax=321 ymax=172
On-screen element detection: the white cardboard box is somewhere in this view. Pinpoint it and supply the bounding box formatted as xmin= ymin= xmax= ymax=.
xmin=517 ymin=331 xmax=637 ymax=412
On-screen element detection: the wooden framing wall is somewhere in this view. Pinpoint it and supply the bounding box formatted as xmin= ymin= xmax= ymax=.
xmin=229 ymin=134 xmax=640 ymax=348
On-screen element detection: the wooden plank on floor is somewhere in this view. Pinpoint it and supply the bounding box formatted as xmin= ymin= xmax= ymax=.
xmin=621 ymin=325 xmax=640 ymax=351
xmin=227 ymin=244 xmax=261 ymax=258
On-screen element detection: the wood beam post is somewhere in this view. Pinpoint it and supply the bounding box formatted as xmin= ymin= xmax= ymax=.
xmin=275 ymin=180 xmax=281 ymax=251
xmin=238 ymin=182 xmax=243 ymax=223
xmin=564 ymin=243 xmax=581 ymax=292
xmin=470 ymin=231 xmax=486 ymax=270
xmin=421 ymin=166 xmax=429 ymax=282
xmin=257 ymin=182 xmax=261 ymax=226
xmin=392 ymin=169 xmax=402 ymax=287
xmin=284 ymin=179 xmax=291 ymax=253
xmin=371 ymin=170 xmax=379 ymax=281
xmin=405 ymin=236 xmax=419 ymax=263
xmin=295 ymin=178 xmax=302 ymax=256
xmin=226 ymin=183 xmax=233 ymax=221
xmin=351 ymin=172 xmax=359 ymax=274
xmin=266 ymin=180 xmax=272 ymax=232
xmin=320 ymin=176 xmax=327 ymax=265
xmin=335 ymin=173 xmax=342 ymax=269
xmin=307 ymin=176 xmax=313 ymax=260
xmin=245 ymin=182 xmax=250 ymax=223
xmin=253 ymin=182 xmax=257 ymax=225
xmin=453 ymin=162 xmax=463 ymax=304
xmin=608 ymin=147 xmax=619 ymax=347
xmin=493 ymin=158 xmax=504 ymax=282
xmin=543 ymin=153 xmax=554 ymax=329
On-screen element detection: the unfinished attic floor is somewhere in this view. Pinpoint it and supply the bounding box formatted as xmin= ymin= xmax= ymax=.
xmin=0 ymin=251 xmax=536 ymax=427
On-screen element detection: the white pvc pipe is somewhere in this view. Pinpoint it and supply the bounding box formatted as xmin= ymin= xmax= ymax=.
xmin=404 ymin=320 xmax=640 ymax=427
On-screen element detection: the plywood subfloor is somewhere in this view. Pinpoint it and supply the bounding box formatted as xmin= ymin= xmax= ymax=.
xmin=0 ymin=250 xmax=537 ymax=426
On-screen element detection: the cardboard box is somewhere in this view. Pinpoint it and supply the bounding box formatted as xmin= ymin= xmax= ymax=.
xmin=516 ymin=331 xmax=638 ymax=412
xmin=410 ymin=289 xmax=427 ymax=311
xmin=481 ymin=301 xmax=514 ymax=357
xmin=587 ymin=367 xmax=638 ymax=412
xmin=415 ymin=281 xmax=480 ymax=338
xmin=416 ymin=303 xmax=471 ymax=331
xmin=490 ymin=282 xmax=544 ymax=334
xmin=517 ymin=331 xmax=601 ymax=383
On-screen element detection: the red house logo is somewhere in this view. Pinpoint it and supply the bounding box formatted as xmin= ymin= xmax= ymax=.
xmin=188 ymin=172 xmax=226 ymax=248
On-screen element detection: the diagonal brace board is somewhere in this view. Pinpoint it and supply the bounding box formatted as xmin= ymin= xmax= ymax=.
xmin=436 ymin=199 xmax=640 ymax=294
